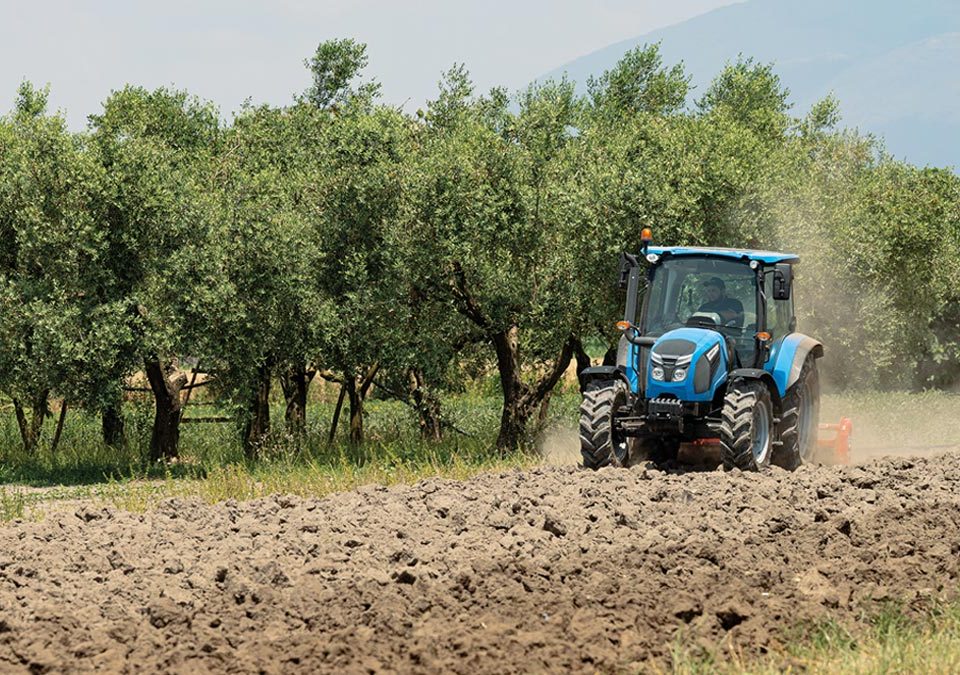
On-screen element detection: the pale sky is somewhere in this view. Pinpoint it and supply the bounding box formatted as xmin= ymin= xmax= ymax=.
xmin=1 ymin=0 xmax=741 ymax=128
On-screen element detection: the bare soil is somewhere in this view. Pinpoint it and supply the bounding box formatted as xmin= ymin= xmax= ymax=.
xmin=2 ymin=454 xmax=960 ymax=673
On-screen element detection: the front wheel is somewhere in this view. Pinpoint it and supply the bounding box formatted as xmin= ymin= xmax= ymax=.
xmin=720 ymin=380 xmax=774 ymax=471
xmin=579 ymin=380 xmax=630 ymax=470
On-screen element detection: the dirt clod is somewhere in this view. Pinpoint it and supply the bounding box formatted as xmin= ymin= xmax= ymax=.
xmin=1 ymin=454 xmax=960 ymax=672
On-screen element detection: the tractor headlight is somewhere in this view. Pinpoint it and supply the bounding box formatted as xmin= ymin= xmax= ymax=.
xmin=651 ymin=366 xmax=665 ymax=381
xmin=672 ymin=368 xmax=687 ymax=382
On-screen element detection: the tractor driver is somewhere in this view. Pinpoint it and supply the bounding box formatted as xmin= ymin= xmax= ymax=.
xmin=698 ymin=277 xmax=743 ymax=326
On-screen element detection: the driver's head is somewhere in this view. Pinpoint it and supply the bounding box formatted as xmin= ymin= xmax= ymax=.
xmin=704 ymin=277 xmax=726 ymax=303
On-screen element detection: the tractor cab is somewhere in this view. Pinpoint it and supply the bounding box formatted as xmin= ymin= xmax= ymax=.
xmin=629 ymin=246 xmax=799 ymax=392
xmin=579 ymin=230 xmax=824 ymax=472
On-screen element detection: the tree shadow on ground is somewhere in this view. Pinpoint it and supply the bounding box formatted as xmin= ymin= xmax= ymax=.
xmin=0 ymin=458 xmax=204 ymax=489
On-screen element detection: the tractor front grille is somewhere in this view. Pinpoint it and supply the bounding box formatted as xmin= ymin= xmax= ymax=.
xmin=647 ymin=397 xmax=683 ymax=418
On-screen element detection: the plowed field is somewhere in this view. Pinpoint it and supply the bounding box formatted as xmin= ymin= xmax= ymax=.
xmin=2 ymin=455 xmax=959 ymax=673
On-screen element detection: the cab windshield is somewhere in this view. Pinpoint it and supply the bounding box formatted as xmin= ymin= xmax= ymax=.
xmin=640 ymin=256 xmax=759 ymax=361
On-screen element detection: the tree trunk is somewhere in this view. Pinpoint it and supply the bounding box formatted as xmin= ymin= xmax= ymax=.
xmin=493 ymin=327 xmax=575 ymax=454
xmin=328 ymin=383 xmax=347 ymax=444
xmin=50 ymin=401 xmax=68 ymax=455
xmin=345 ymin=378 xmax=364 ymax=445
xmin=145 ymin=358 xmax=187 ymax=462
xmin=573 ymin=337 xmax=592 ymax=375
xmin=12 ymin=391 xmax=48 ymax=453
xmin=243 ymin=364 xmax=272 ymax=457
xmin=493 ymin=326 xmax=530 ymax=453
xmin=537 ymin=391 xmax=552 ymax=427
xmin=408 ymin=368 xmax=443 ymax=442
xmin=496 ymin=398 xmax=528 ymax=454
xmin=101 ymin=399 xmax=126 ymax=449
xmin=344 ymin=363 xmax=380 ymax=445
xmin=410 ymin=369 xmax=442 ymax=441
xmin=280 ymin=363 xmax=314 ymax=439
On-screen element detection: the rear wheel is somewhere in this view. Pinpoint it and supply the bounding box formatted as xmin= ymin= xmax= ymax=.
xmin=774 ymin=357 xmax=821 ymax=469
xmin=720 ymin=381 xmax=774 ymax=471
xmin=579 ymin=381 xmax=630 ymax=469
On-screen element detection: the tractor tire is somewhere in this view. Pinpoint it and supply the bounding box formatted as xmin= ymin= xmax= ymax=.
xmin=719 ymin=380 xmax=774 ymax=471
xmin=579 ymin=380 xmax=630 ymax=470
xmin=773 ymin=357 xmax=821 ymax=469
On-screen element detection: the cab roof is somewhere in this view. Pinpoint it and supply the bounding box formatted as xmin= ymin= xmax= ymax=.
xmin=646 ymin=246 xmax=799 ymax=264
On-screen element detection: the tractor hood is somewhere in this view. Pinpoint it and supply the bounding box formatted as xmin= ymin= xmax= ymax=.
xmin=646 ymin=327 xmax=728 ymax=402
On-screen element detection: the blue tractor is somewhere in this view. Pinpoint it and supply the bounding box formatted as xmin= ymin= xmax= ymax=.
xmin=579 ymin=230 xmax=823 ymax=471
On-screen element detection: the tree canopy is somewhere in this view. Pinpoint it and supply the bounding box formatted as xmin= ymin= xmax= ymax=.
xmin=1 ymin=41 xmax=958 ymax=457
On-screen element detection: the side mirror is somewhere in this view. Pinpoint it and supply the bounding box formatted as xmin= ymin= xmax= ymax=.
xmin=773 ymin=263 xmax=793 ymax=300
xmin=618 ymin=252 xmax=639 ymax=290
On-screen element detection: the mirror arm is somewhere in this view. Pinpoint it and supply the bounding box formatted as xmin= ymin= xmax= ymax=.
xmin=623 ymin=326 xmax=656 ymax=347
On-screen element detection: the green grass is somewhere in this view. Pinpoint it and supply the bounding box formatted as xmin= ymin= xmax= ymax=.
xmin=0 ymin=486 xmax=25 ymax=520
xmin=0 ymin=387 xmax=562 ymax=519
xmin=0 ymin=387 xmax=956 ymax=517
xmin=672 ymin=602 xmax=960 ymax=674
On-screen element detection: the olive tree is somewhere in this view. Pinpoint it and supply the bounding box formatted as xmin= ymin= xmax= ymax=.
xmin=587 ymin=43 xmax=689 ymax=118
xmin=0 ymin=84 xmax=129 ymax=452
xmin=397 ymin=69 xmax=589 ymax=452
xmin=295 ymin=40 xmax=418 ymax=444
xmin=303 ymin=38 xmax=381 ymax=110
xmin=761 ymin=126 xmax=960 ymax=389
xmin=301 ymin=102 xmax=411 ymax=444
xmin=182 ymin=103 xmax=329 ymax=452
xmin=88 ymin=86 xmax=220 ymax=460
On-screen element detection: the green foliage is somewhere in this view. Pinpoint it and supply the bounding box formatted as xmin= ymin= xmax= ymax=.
xmin=801 ymin=95 xmax=842 ymax=136
xmin=2 ymin=40 xmax=960 ymax=463
xmin=88 ymin=85 xmax=219 ymax=152
xmin=189 ymin=103 xmax=328 ymax=414
xmin=89 ymin=85 xmax=220 ymax=349
xmin=403 ymin=72 xmax=584 ymax=350
xmin=757 ymin=123 xmax=960 ymax=388
xmin=699 ymin=56 xmax=793 ymax=139
xmin=303 ymin=38 xmax=381 ymax=109
xmin=0 ymin=89 xmax=129 ymax=449
xmin=398 ymin=70 xmax=594 ymax=448
xmin=306 ymin=102 xmax=410 ymax=378
xmin=587 ymin=43 xmax=690 ymax=117
xmin=14 ymin=81 xmax=50 ymax=120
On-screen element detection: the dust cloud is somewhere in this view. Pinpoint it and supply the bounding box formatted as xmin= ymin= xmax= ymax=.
xmin=763 ymin=182 xmax=960 ymax=465
xmin=538 ymin=423 xmax=581 ymax=466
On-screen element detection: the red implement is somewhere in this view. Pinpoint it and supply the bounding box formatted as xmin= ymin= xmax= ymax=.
xmin=817 ymin=417 xmax=853 ymax=465
xmin=682 ymin=419 xmax=853 ymax=465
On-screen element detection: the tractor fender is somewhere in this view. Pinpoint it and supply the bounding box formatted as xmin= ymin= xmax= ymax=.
xmin=770 ymin=334 xmax=824 ymax=396
xmin=578 ymin=365 xmax=630 ymax=392
xmin=727 ymin=368 xmax=783 ymax=411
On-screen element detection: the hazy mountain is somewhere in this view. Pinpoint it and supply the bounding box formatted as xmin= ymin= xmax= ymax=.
xmin=544 ymin=0 xmax=960 ymax=168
